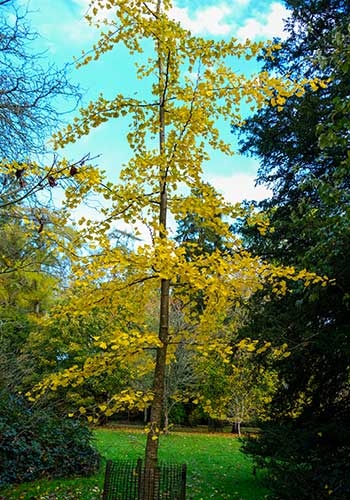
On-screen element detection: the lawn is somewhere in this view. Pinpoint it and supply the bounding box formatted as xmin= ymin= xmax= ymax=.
xmin=0 ymin=427 xmax=269 ymax=500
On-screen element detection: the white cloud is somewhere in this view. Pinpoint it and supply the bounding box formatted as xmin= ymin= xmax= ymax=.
xmin=207 ymin=173 xmax=271 ymax=204
xmin=237 ymin=2 xmax=289 ymax=40
xmin=63 ymin=1 xmax=289 ymax=44
xmin=170 ymin=3 xmax=233 ymax=35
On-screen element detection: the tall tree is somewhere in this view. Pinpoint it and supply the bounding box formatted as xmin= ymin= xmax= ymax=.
xmin=237 ymin=1 xmax=350 ymax=498
xmin=34 ymin=1 xmax=327 ymax=485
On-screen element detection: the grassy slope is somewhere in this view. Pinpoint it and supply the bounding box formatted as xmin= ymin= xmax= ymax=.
xmin=0 ymin=427 xmax=269 ymax=500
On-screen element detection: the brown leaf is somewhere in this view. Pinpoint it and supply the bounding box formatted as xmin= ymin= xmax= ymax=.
xmin=70 ymin=165 xmax=78 ymax=176
xmin=48 ymin=175 xmax=56 ymax=187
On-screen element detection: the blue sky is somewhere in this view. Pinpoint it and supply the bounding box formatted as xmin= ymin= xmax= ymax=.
xmin=22 ymin=0 xmax=289 ymax=205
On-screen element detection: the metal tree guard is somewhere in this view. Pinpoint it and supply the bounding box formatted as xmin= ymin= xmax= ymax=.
xmin=102 ymin=459 xmax=187 ymax=500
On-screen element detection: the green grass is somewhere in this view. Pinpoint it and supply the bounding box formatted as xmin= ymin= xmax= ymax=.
xmin=0 ymin=427 xmax=269 ymax=500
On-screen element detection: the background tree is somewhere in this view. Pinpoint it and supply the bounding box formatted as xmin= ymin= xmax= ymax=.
xmin=0 ymin=0 xmax=99 ymax=223
xmin=0 ymin=1 xmax=101 ymax=486
xmin=174 ymin=190 xmax=281 ymax=433
xmin=236 ymin=1 xmax=350 ymax=498
xmin=0 ymin=2 xmax=76 ymax=161
xmin=0 ymin=216 xmax=61 ymax=363
xmin=24 ymin=286 xmax=156 ymax=419
xmin=163 ymin=305 xmax=199 ymax=431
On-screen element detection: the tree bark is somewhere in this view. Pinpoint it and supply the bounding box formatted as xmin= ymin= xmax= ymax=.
xmin=144 ymin=279 xmax=169 ymax=471
xmin=143 ymin=1 xmax=170 ymax=493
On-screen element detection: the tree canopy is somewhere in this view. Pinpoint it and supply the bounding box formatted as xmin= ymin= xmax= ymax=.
xmin=237 ymin=1 xmax=350 ymax=498
xmin=28 ymin=0 xmax=329 ymax=481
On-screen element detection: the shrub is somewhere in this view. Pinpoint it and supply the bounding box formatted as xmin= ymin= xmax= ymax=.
xmin=0 ymin=390 xmax=100 ymax=487
xmin=242 ymin=413 xmax=350 ymax=500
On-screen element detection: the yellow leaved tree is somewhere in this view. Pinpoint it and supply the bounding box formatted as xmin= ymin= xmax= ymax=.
xmin=35 ymin=0 xmax=328 ymax=476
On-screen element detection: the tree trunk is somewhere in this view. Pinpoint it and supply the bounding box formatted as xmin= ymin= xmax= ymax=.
xmin=144 ymin=280 xmax=169 ymax=465
xmin=143 ymin=279 xmax=169 ymax=498
xmin=164 ymin=407 xmax=170 ymax=435
xmin=144 ymin=79 xmax=169 ymax=488
xmin=143 ymin=3 xmax=169 ymax=496
xmin=231 ymin=420 xmax=242 ymax=435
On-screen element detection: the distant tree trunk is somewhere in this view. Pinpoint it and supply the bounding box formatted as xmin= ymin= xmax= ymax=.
xmin=208 ymin=418 xmax=224 ymax=433
xmin=231 ymin=420 xmax=242 ymax=435
xmin=164 ymin=410 xmax=170 ymax=435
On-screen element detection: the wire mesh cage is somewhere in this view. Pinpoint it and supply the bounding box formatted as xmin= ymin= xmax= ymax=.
xmin=102 ymin=458 xmax=186 ymax=500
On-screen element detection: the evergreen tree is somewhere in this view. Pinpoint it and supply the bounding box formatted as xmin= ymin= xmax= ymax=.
xmin=237 ymin=2 xmax=350 ymax=499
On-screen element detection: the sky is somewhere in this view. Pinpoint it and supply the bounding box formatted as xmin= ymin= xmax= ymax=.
xmin=21 ymin=0 xmax=290 ymax=207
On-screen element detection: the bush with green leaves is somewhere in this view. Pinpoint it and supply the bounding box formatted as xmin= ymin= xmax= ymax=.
xmin=0 ymin=390 xmax=100 ymax=487
xmin=243 ymin=413 xmax=350 ymax=500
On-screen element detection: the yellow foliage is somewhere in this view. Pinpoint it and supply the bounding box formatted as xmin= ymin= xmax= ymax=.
xmin=28 ymin=0 xmax=330 ymax=422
